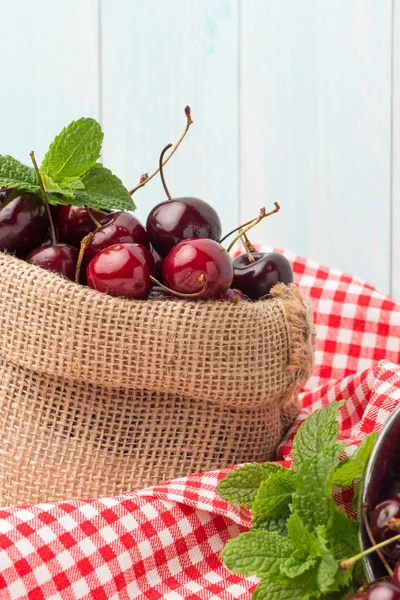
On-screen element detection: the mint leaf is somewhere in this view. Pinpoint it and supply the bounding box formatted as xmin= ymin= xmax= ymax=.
xmin=281 ymin=551 xmax=316 ymax=578
xmin=316 ymin=528 xmax=339 ymax=593
xmin=42 ymin=117 xmax=103 ymax=181
xmin=217 ymin=463 xmax=284 ymax=509
xmin=0 ymin=155 xmax=40 ymax=194
xmin=286 ymin=514 xmax=319 ymax=554
xmin=291 ymin=445 xmax=344 ymax=531
xmin=40 ymin=173 xmax=75 ymax=199
xmin=221 ymin=530 xmax=294 ymax=579
xmin=252 ymin=471 xmax=296 ymax=519
xmin=329 ymin=508 xmax=358 ymax=561
xmin=333 ymin=433 xmax=377 ymax=488
xmin=59 ymin=176 xmax=85 ymax=190
xmin=252 ymin=516 xmax=287 ymax=536
xmin=251 ymin=579 xmax=311 ymax=600
xmin=292 ymin=401 xmax=345 ymax=470
xmin=73 ymin=164 xmax=135 ymax=211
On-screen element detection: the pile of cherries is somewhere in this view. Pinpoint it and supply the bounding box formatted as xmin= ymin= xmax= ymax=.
xmin=350 ymin=497 xmax=400 ymax=599
xmin=0 ymin=157 xmax=293 ymax=301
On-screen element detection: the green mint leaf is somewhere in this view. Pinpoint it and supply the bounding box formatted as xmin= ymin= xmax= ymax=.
xmin=252 ymin=515 xmax=287 ymax=536
xmin=333 ymin=432 xmax=377 ymax=488
xmin=0 ymin=155 xmax=40 ymax=194
xmin=42 ymin=117 xmax=103 ymax=181
xmin=252 ymin=470 xmax=297 ymax=519
xmin=315 ymin=528 xmax=339 ymax=593
xmin=59 ymin=176 xmax=85 ymax=191
xmin=292 ymin=401 xmax=345 ymax=470
xmin=73 ymin=164 xmax=135 ymax=211
xmin=40 ymin=173 xmax=75 ymax=199
xmin=281 ymin=551 xmax=317 ymax=578
xmin=221 ymin=530 xmax=295 ymax=579
xmin=291 ymin=445 xmax=344 ymax=531
xmin=328 ymin=508 xmax=358 ymax=561
xmin=251 ymin=579 xmax=312 ymax=600
xmin=286 ymin=513 xmax=319 ymax=554
xmin=217 ymin=463 xmax=284 ymax=509
xmin=47 ymin=192 xmax=81 ymax=207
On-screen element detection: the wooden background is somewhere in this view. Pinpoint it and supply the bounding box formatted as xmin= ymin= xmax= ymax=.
xmin=1 ymin=0 xmax=398 ymax=298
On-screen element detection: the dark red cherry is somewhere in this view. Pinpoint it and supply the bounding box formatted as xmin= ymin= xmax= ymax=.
xmin=146 ymin=197 xmax=222 ymax=257
xmin=26 ymin=244 xmax=78 ymax=281
xmin=370 ymin=498 xmax=400 ymax=561
xmin=86 ymin=243 xmax=153 ymax=299
xmin=150 ymin=245 xmax=164 ymax=282
xmin=84 ymin=212 xmax=149 ymax=266
xmin=393 ymin=560 xmax=400 ymax=586
xmin=232 ymin=251 xmax=294 ymax=300
xmin=366 ymin=582 xmax=400 ymax=599
xmin=162 ymin=238 xmax=233 ymax=299
xmin=57 ymin=205 xmax=111 ymax=248
xmin=218 ymin=288 xmax=249 ymax=302
xmin=0 ymin=193 xmax=48 ymax=255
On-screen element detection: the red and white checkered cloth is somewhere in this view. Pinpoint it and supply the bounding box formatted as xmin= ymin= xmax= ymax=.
xmin=1 ymin=247 xmax=400 ymax=600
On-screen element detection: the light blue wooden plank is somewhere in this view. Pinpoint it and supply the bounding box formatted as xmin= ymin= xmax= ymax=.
xmin=100 ymin=0 xmax=239 ymax=233
xmin=0 ymin=0 xmax=100 ymax=166
xmin=240 ymin=0 xmax=392 ymax=293
xmin=392 ymin=0 xmax=400 ymax=300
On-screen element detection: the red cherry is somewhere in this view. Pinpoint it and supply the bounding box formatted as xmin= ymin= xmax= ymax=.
xmin=232 ymin=251 xmax=294 ymax=300
xmin=57 ymin=205 xmax=110 ymax=248
xmin=86 ymin=243 xmax=153 ymax=299
xmin=393 ymin=560 xmax=400 ymax=586
xmin=26 ymin=244 xmax=78 ymax=281
xmin=370 ymin=498 xmax=400 ymax=560
xmin=162 ymin=238 xmax=233 ymax=299
xmin=218 ymin=288 xmax=249 ymax=302
xmin=366 ymin=581 xmax=400 ymax=599
xmin=150 ymin=245 xmax=164 ymax=282
xmin=84 ymin=212 xmax=149 ymax=266
xmin=146 ymin=197 xmax=222 ymax=257
xmin=0 ymin=193 xmax=48 ymax=255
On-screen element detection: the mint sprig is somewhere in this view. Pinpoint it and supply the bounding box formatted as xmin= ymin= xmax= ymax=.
xmin=0 ymin=118 xmax=135 ymax=212
xmin=217 ymin=403 xmax=376 ymax=599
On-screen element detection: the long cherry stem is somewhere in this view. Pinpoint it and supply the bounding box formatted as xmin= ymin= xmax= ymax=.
xmin=226 ymin=203 xmax=280 ymax=254
xmin=75 ymin=232 xmax=94 ymax=284
xmin=362 ymin=503 xmax=393 ymax=576
xmin=85 ymin=206 xmax=102 ymax=229
xmin=159 ymin=144 xmax=173 ymax=199
xmin=339 ymin=531 xmax=400 ymax=570
xmin=30 ymin=151 xmax=57 ymax=246
xmin=150 ymin=274 xmax=207 ymax=298
xmin=129 ymin=106 xmax=193 ymax=195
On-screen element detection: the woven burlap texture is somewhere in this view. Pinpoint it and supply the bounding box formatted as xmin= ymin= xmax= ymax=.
xmin=0 ymin=252 xmax=315 ymax=506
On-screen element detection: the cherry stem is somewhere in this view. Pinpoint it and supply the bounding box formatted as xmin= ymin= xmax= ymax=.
xmin=226 ymin=203 xmax=280 ymax=254
xmin=85 ymin=206 xmax=102 ymax=229
xmin=75 ymin=232 xmax=94 ymax=284
xmin=362 ymin=503 xmax=393 ymax=576
xmin=159 ymin=144 xmax=173 ymax=200
xmin=339 ymin=531 xmax=400 ymax=570
xmin=241 ymin=231 xmax=256 ymax=263
xmin=149 ymin=274 xmax=207 ymax=298
xmin=129 ymin=106 xmax=193 ymax=195
xmin=30 ymin=150 xmax=57 ymax=246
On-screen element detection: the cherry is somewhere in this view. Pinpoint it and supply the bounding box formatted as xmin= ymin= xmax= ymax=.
xmin=150 ymin=245 xmax=164 ymax=282
xmin=366 ymin=582 xmax=400 ymax=599
xmin=86 ymin=243 xmax=154 ymax=299
xmin=84 ymin=211 xmax=149 ymax=267
xmin=218 ymin=288 xmax=249 ymax=302
xmin=146 ymin=144 xmax=221 ymax=256
xmin=232 ymin=251 xmax=294 ymax=300
xmin=26 ymin=244 xmax=78 ymax=281
xmin=147 ymin=197 xmax=222 ymax=257
xmin=162 ymin=238 xmax=233 ymax=299
xmin=0 ymin=193 xmax=48 ymax=255
xmin=393 ymin=560 xmax=400 ymax=586
xmin=370 ymin=498 xmax=400 ymax=561
xmin=57 ymin=205 xmax=110 ymax=248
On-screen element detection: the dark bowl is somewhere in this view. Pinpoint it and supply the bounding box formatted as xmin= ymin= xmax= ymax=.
xmin=360 ymin=402 xmax=400 ymax=581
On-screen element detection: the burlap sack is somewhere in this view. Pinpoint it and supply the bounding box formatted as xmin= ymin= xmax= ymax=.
xmin=0 ymin=252 xmax=315 ymax=506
